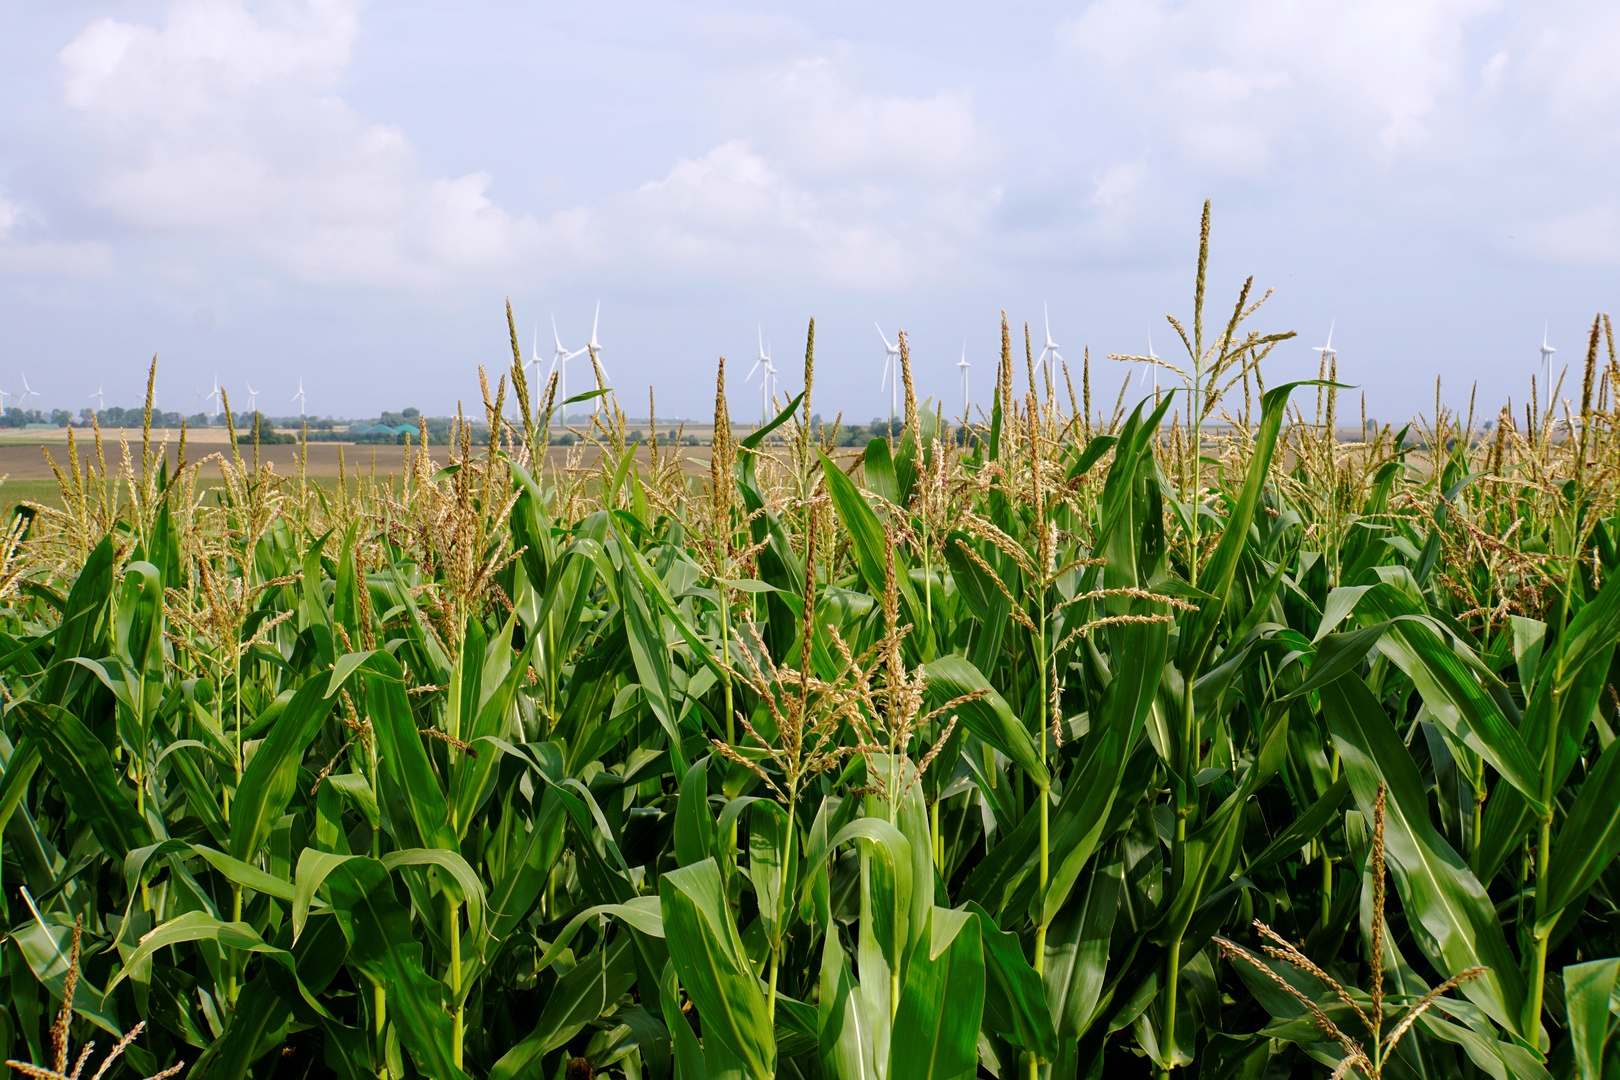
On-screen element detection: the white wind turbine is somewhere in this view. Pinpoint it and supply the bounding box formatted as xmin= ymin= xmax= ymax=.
xmin=957 ymin=341 xmax=971 ymax=418
xmin=1314 ymin=320 xmax=1337 ymax=364
xmin=292 ymin=377 xmax=307 ymax=418
xmin=244 ymin=381 xmax=259 ymax=411
xmin=200 ymin=374 xmax=222 ymax=418
xmin=1540 ymin=321 xmax=1557 ymax=400
xmin=16 ymin=375 xmax=39 ymax=413
xmin=1038 ymin=303 xmax=1063 ymax=376
xmin=548 ymin=315 xmax=586 ymax=423
xmin=527 ymin=327 xmax=548 ymax=413
xmin=90 ymin=382 xmax=106 ymax=411
xmin=583 ymin=301 xmax=610 ymax=413
xmin=747 ymin=326 xmax=775 ymax=425
xmin=876 ymin=323 xmax=902 ymax=433
xmin=1147 ymin=329 xmax=1161 ymax=401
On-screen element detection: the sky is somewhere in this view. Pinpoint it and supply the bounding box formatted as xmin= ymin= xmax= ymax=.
xmin=1 ymin=0 xmax=1618 ymax=424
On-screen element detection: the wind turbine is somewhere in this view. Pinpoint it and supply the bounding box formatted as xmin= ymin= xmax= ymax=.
xmin=1540 ymin=321 xmax=1557 ymax=398
xmin=957 ymin=341 xmax=971 ymax=418
xmin=1038 ymin=303 xmax=1063 ymax=375
xmin=16 ymin=375 xmax=39 ymax=413
xmin=90 ymin=382 xmax=106 ymax=411
xmin=292 ymin=377 xmax=307 ymax=418
xmin=526 ymin=326 xmax=548 ymax=414
xmin=584 ymin=301 xmax=610 ymax=413
xmin=1314 ymin=320 xmax=1337 ymax=363
xmin=548 ymin=315 xmax=586 ymax=423
xmin=747 ymin=326 xmax=775 ymax=425
xmin=244 ymin=381 xmax=259 ymax=411
xmin=876 ymin=323 xmax=902 ymax=433
xmin=1147 ymin=329 xmax=1160 ymax=401
xmin=201 ymin=375 xmax=223 ymax=418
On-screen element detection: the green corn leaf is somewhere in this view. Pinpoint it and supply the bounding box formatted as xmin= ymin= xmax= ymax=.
xmin=0 ymin=737 xmax=40 ymax=837
xmin=924 ymin=655 xmax=1048 ymax=790
xmin=965 ymin=900 xmax=1058 ymax=1059
xmin=864 ymin=437 xmax=899 ymax=504
xmin=1562 ymin=958 xmax=1619 ymax=1080
xmin=819 ymin=448 xmax=927 ymax=648
xmin=887 ymin=908 xmax=983 ymax=1080
xmin=1343 ymin=581 xmax=1544 ymax=810
xmin=451 ymin=617 xmax=534 ymax=836
xmin=1041 ymin=851 xmax=1122 ymax=1046
xmin=829 ymin=817 xmax=914 ymax=973
xmin=1320 ymin=671 xmax=1526 ymax=1032
xmin=191 ymin=844 xmax=297 ymax=902
xmin=40 ymin=535 xmax=117 ymax=705
xmin=1179 ymin=381 xmax=1316 ymax=672
xmin=659 ymin=858 xmax=776 ymax=1080
xmin=674 ymin=755 xmax=715 ymax=868
xmin=816 ymin=918 xmax=876 ymax=1080
xmin=360 ymin=652 xmax=455 ymax=849
xmin=107 ymin=911 xmax=286 ymax=993
xmin=230 ymin=678 xmax=340 ymax=863
xmin=1244 ymin=774 xmax=1349 ymax=878
xmin=1541 ymin=736 xmax=1620 ymax=929
xmin=1042 ymin=617 xmax=1168 ymax=926
xmin=490 ymin=933 xmax=641 ymax=1080
xmin=324 ymin=857 xmax=470 ymax=1080
xmin=527 ymin=896 xmax=665 ymax=975
xmin=381 ymin=848 xmax=491 ymax=961
xmin=661 ymin=960 xmax=709 ymax=1080
xmin=15 ymin=702 xmax=152 ymax=860
xmin=749 ymin=799 xmax=793 ymax=947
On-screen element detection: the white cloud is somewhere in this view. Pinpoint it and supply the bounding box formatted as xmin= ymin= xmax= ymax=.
xmin=50 ymin=4 xmax=992 ymax=292
xmin=1517 ymin=11 xmax=1620 ymax=133
xmin=0 ymin=189 xmax=113 ymax=277
xmin=0 ymin=193 xmax=21 ymax=238
xmin=57 ymin=0 xmax=546 ymax=288
xmin=60 ymin=0 xmax=356 ymax=122
xmin=623 ymin=140 xmax=946 ymax=290
xmin=629 ymin=53 xmax=997 ymax=288
xmin=1060 ymin=0 xmax=1500 ymax=164
xmin=762 ymin=59 xmax=981 ymax=180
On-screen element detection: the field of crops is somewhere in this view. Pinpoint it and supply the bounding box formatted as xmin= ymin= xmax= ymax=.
xmin=5 ymin=227 xmax=1620 ymax=1080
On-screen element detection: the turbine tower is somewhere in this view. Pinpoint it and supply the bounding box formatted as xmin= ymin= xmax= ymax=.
xmin=876 ymin=323 xmax=902 ymax=433
xmin=584 ymin=301 xmax=609 ymax=413
xmin=957 ymin=342 xmax=971 ymax=418
xmin=244 ymin=382 xmax=259 ymax=411
xmin=1314 ymin=320 xmax=1337 ymax=363
xmin=1147 ymin=329 xmax=1160 ymax=401
xmin=1038 ymin=303 xmax=1063 ymax=376
xmin=747 ymin=326 xmax=774 ymax=425
xmin=1540 ymin=321 xmax=1557 ymax=398
xmin=548 ymin=315 xmax=585 ymax=424
xmin=527 ymin=327 xmax=548 ymax=415
xmin=292 ymin=377 xmax=307 ymax=418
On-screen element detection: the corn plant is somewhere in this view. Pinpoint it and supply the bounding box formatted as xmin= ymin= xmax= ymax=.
xmin=1 ymin=212 xmax=1619 ymax=1080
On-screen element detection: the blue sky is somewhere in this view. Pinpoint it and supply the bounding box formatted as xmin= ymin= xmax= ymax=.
xmin=1 ymin=0 xmax=1617 ymax=423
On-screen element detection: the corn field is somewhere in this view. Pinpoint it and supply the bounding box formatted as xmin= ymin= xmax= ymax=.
xmin=5 ymin=210 xmax=1620 ymax=1080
